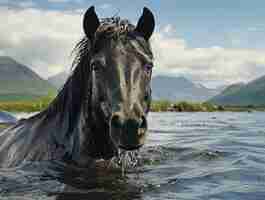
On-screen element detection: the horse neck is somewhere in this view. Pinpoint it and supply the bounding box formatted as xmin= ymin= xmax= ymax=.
xmin=42 ymin=61 xmax=91 ymax=134
xmin=38 ymin=60 xmax=115 ymax=159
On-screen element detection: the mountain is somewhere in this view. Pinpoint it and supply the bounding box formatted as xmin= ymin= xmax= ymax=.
xmin=47 ymin=71 xmax=68 ymax=89
xmin=217 ymin=83 xmax=245 ymax=97
xmin=215 ymin=85 xmax=228 ymax=93
xmin=209 ymin=76 xmax=265 ymax=106
xmin=151 ymin=76 xmax=221 ymax=102
xmin=47 ymin=72 xmax=222 ymax=102
xmin=0 ymin=56 xmax=56 ymax=101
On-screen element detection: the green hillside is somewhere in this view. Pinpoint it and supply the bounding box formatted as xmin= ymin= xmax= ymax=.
xmin=0 ymin=56 xmax=57 ymax=101
xmin=218 ymin=83 xmax=245 ymax=96
xmin=209 ymin=76 xmax=265 ymax=106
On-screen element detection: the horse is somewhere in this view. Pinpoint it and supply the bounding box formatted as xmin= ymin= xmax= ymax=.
xmin=0 ymin=6 xmax=155 ymax=168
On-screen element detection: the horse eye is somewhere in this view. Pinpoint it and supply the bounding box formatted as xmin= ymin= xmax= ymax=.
xmin=144 ymin=64 xmax=153 ymax=74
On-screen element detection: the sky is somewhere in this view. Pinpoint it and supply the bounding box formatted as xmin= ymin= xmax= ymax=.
xmin=2 ymin=0 xmax=265 ymax=88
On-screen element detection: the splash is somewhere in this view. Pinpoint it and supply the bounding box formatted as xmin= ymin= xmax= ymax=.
xmin=111 ymin=149 xmax=141 ymax=176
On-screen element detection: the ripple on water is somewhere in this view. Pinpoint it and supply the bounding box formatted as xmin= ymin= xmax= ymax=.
xmin=1 ymin=112 xmax=265 ymax=200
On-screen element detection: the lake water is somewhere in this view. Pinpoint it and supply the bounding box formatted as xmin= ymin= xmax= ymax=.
xmin=0 ymin=112 xmax=265 ymax=200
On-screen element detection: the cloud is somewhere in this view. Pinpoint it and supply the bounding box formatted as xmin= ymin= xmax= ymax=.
xmin=1 ymin=7 xmax=265 ymax=87
xmin=151 ymin=25 xmax=265 ymax=86
xmin=17 ymin=0 xmax=35 ymax=8
xmin=99 ymin=3 xmax=112 ymax=10
xmin=0 ymin=7 xmax=83 ymax=78
xmin=47 ymin=0 xmax=70 ymax=3
xmin=161 ymin=24 xmax=176 ymax=35
xmin=46 ymin=0 xmax=83 ymax=3
xmin=247 ymin=26 xmax=265 ymax=32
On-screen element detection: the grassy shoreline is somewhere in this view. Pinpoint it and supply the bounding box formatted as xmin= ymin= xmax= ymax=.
xmin=151 ymin=100 xmax=265 ymax=112
xmin=0 ymin=95 xmax=54 ymax=112
xmin=0 ymin=96 xmax=264 ymax=113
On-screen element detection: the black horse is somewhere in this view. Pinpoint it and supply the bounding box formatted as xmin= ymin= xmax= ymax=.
xmin=0 ymin=6 xmax=155 ymax=168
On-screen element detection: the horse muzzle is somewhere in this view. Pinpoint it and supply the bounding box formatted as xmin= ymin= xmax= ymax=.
xmin=110 ymin=113 xmax=147 ymax=151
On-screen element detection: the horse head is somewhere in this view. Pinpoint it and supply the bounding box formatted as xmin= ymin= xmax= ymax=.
xmin=83 ymin=6 xmax=155 ymax=152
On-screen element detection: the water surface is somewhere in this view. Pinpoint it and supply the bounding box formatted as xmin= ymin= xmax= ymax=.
xmin=0 ymin=112 xmax=265 ymax=200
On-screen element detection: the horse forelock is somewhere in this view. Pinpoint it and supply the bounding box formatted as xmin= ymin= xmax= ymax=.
xmin=96 ymin=18 xmax=135 ymax=38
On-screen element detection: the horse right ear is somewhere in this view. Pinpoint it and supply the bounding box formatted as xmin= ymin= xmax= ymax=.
xmin=135 ymin=7 xmax=155 ymax=41
xmin=83 ymin=6 xmax=100 ymax=41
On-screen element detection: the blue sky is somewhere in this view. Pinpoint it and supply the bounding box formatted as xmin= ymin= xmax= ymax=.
xmin=1 ymin=0 xmax=265 ymax=87
xmin=4 ymin=0 xmax=265 ymax=49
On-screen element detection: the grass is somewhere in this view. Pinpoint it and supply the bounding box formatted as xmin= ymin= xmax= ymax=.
xmin=0 ymin=124 xmax=7 ymax=129
xmin=150 ymin=100 xmax=263 ymax=112
xmin=0 ymin=123 xmax=11 ymax=131
xmin=0 ymin=94 xmax=55 ymax=112
xmin=0 ymin=95 xmax=263 ymax=113
xmin=150 ymin=100 xmax=172 ymax=112
xmin=0 ymin=94 xmax=46 ymax=102
xmin=151 ymin=100 xmax=220 ymax=112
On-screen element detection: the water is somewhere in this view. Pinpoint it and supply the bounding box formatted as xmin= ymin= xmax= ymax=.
xmin=1 ymin=112 xmax=265 ymax=200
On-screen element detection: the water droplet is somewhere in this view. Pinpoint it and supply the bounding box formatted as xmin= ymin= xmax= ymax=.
xmin=110 ymin=149 xmax=141 ymax=176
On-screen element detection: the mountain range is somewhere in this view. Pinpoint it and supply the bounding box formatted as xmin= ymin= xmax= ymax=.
xmin=151 ymin=75 xmax=224 ymax=102
xmin=47 ymin=72 xmax=224 ymax=102
xmin=1 ymin=56 xmax=265 ymax=106
xmin=209 ymin=76 xmax=265 ymax=106
xmin=48 ymin=71 xmax=265 ymax=106
xmin=47 ymin=71 xmax=68 ymax=90
xmin=0 ymin=56 xmax=56 ymax=101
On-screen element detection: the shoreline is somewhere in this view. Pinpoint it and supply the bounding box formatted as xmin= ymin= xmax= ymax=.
xmin=0 ymin=97 xmax=264 ymax=113
xmin=150 ymin=101 xmax=265 ymax=113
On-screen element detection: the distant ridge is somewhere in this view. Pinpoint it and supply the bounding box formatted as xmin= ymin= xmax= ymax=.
xmin=209 ymin=75 xmax=265 ymax=106
xmin=47 ymin=73 xmax=222 ymax=102
xmin=0 ymin=56 xmax=56 ymax=101
xmin=47 ymin=71 xmax=68 ymax=89
xmin=151 ymin=75 xmax=222 ymax=102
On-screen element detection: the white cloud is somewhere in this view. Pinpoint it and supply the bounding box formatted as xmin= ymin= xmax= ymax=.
xmin=47 ymin=0 xmax=70 ymax=3
xmin=151 ymin=25 xmax=265 ymax=86
xmin=162 ymin=24 xmax=176 ymax=35
xmin=99 ymin=3 xmax=112 ymax=10
xmin=1 ymin=7 xmax=265 ymax=87
xmin=47 ymin=0 xmax=83 ymax=3
xmin=247 ymin=26 xmax=265 ymax=32
xmin=248 ymin=27 xmax=258 ymax=32
xmin=0 ymin=7 xmax=83 ymax=78
xmin=17 ymin=0 xmax=35 ymax=8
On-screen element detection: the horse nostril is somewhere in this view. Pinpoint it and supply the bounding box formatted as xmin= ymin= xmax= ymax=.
xmin=111 ymin=114 xmax=123 ymax=129
xmin=139 ymin=116 xmax=147 ymax=129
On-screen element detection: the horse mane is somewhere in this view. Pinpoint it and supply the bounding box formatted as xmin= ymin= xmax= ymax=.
xmin=36 ymin=17 xmax=136 ymax=133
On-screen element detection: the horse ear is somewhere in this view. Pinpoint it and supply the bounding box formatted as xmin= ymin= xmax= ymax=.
xmin=135 ymin=7 xmax=155 ymax=41
xmin=83 ymin=6 xmax=100 ymax=41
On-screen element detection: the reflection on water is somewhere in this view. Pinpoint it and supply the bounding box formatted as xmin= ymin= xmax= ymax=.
xmin=1 ymin=112 xmax=265 ymax=199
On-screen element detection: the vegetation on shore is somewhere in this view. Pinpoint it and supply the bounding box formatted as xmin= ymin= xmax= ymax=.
xmin=0 ymin=95 xmax=264 ymax=113
xmin=150 ymin=100 xmax=265 ymax=112
xmin=0 ymin=94 xmax=55 ymax=112
xmin=151 ymin=100 xmax=222 ymax=112
xmin=0 ymin=123 xmax=9 ymax=129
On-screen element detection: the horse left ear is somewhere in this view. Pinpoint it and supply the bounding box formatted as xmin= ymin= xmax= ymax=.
xmin=135 ymin=7 xmax=155 ymax=41
xmin=83 ymin=6 xmax=100 ymax=41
